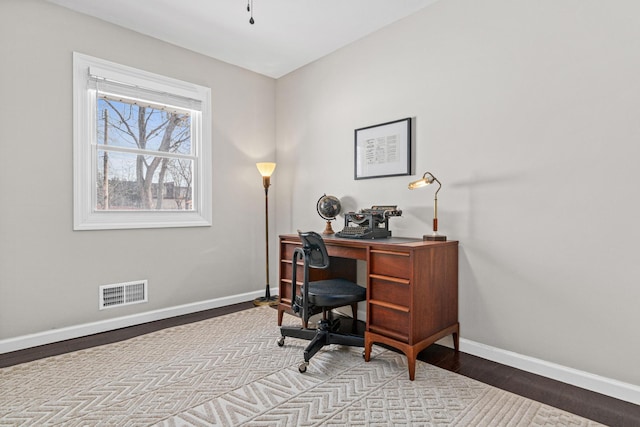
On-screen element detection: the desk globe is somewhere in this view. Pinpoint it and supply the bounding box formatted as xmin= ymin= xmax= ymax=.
xmin=317 ymin=194 xmax=341 ymax=235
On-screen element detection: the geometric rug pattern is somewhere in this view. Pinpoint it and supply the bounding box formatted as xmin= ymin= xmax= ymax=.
xmin=0 ymin=306 xmax=603 ymax=426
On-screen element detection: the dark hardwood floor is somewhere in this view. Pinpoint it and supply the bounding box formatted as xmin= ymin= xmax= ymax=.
xmin=2 ymin=302 xmax=638 ymax=426
xmin=418 ymin=343 xmax=640 ymax=427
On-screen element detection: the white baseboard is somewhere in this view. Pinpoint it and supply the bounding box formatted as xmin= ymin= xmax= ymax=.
xmin=458 ymin=338 xmax=640 ymax=405
xmin=333 ymin=307 xmax=639 ymax=403
xmin=0 ymin=290 xmax=264 ymax=355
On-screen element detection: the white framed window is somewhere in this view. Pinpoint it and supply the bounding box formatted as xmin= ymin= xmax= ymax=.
xmin=73 ymin=52 xmax=212 ymax=230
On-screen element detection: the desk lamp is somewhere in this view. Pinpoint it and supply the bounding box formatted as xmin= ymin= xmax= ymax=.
xmin=408 ymin=171 xmax=447 ymax=241
xmin=254 ymin=162 xmax=279 ymax=306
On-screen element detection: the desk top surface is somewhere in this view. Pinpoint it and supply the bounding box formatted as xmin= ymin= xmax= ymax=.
xmin=280 ymin=233 xmax=458 ymax=249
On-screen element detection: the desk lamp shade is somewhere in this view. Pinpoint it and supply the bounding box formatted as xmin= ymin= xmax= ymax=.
xmin=408 ymin=172 xmax=447 ymax=241
xmin=254 ymin=162 xmax=279 ymax=306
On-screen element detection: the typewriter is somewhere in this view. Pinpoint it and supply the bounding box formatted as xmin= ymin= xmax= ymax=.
xmin=335 ymin=205 xmax=402 ymax=239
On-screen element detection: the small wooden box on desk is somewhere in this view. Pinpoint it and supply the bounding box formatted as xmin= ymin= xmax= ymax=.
xmin=277 ymin=234 xmax=459 ymax=380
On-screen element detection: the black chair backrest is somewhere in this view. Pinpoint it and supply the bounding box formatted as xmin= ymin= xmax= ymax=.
xmin=298 ymin=231 xmax=330 ymax=269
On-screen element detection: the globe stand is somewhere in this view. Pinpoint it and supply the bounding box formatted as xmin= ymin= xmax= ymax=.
xmin=322 ymin=220 xmax=335 ymax=235
xmin=317 ymin=194 xmax=341 ymax=236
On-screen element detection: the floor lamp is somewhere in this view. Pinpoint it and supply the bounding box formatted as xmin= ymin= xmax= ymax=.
xmin=254 ymin=162 xmax=279 ymax=306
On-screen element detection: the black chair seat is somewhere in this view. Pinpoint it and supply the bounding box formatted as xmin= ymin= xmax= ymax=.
xmin=307 ymin=279 xmax=366 ymax=307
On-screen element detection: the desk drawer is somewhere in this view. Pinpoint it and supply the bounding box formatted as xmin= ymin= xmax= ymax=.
xmin=280 ymin=242 xmax=301 ymax=262
xmin=326 ymin=245 xmax=367 ymax=260
xmin=370 ymin=249 xmax=411 ymax=279
xmin=281 ymin=240 xmax=367 ymax=260
xmin=369 ymin=275 xmax=410 ymax=308
xmin=279 ymin=279 xmax=294 ymax=305
xmin=368 ymin=304 xmax=409 ymax=343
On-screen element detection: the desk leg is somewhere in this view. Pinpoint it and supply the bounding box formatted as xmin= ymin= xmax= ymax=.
xmin=407 ymin=351 xmax=417 ymax=381
xmin=277 ymin=306 xmax=284 ymax=326
xmin=366 ymin=332 xmax=417 ymax=380
xmin=365 ymin=325 xmax=459 ymax=381
xmin=364 ymin=333 xmax=373 ymax=362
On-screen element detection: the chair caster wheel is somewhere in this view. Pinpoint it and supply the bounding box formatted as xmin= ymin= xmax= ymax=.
xmin=277 ymin=337 xmax=285 ymax=347
xmin=298 ymin=362 xmax=308 ymax=373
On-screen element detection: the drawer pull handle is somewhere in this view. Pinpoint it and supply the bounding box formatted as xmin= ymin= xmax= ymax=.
xmin=369 ymin=299 xmax=410 ymax=313
xmin=371 ymin=249 xmax=410 ymax=257
xmin=370 ymin=274 xmax=410 ymax=285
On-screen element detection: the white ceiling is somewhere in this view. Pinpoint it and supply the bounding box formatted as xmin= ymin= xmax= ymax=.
xmin=47 ymin=0 xmax=439 ymax=78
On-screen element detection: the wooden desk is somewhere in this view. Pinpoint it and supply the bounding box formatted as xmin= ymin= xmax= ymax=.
xmin=277 ymin=234 xmax=459 ymax=380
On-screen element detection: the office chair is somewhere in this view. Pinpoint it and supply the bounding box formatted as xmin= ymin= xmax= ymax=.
xmin=277 ymin=231 xmax=366 ymax=373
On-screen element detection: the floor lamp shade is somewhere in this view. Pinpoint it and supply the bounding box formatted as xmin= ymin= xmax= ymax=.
xmin=256 ymin=162 xmax=276 ymax=188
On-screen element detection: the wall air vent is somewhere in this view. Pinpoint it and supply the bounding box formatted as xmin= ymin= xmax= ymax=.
xmin=99 ymin=280 xmax=148 ymax=310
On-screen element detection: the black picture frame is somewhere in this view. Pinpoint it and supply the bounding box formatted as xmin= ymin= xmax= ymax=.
xmin=354 ymin=117 xmax=412 ymax=180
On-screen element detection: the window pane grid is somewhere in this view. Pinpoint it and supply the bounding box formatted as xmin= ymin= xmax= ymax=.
xmin=94 ymin=144 xmax=196 ymax=161
xmin=96 ymin=150 xmax=194 ymax=211
xmin=97 ymin=98 xmax=192 ymax=155
xmin=94 ymin=90 xmax=194 ymax=212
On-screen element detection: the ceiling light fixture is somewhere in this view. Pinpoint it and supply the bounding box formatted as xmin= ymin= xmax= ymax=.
xmin=247 ymin=0 xmax=255 ymax=24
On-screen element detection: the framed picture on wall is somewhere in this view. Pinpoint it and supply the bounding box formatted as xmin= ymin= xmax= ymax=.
xmin=354 ymin=117 xmax=412 ymax=179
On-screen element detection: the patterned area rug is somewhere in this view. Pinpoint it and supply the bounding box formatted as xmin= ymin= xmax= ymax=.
xmin=1 ymin=306 xmax=602 ymax=426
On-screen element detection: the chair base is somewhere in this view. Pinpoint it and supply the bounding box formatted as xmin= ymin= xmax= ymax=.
xmin=280 ymin=318 xmax=364 ymax=366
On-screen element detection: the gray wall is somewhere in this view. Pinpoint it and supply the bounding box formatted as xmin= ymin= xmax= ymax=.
xmin=0 ymin=1 xmax=276 ymax=338
xmin=1 ymin=0 xmax=638 ymax=395
xmin=275 ymin=0 xmax=640 ymax=386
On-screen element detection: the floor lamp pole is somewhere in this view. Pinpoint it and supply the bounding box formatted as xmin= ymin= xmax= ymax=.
xmin=254 ymin=163 xmax=278 ymax=306
xmin=263 ymin=185 xmax=271 ymax=299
